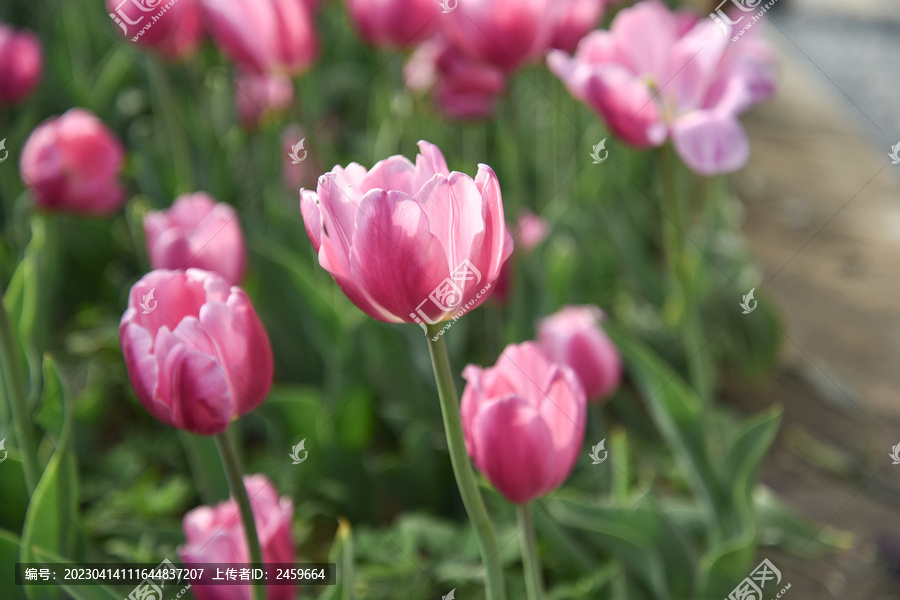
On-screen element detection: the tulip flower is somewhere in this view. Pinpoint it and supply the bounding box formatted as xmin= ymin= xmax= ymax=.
xmin=548 ymin=0 xmax=775 ymax=174
xmin=543 ymin=0 xmax=609 ymax=53
xmin=489 ymin=210 xmax=547 ymax=305
xmin=461 ymin=342 xmax=586 ymax=503
xmin=180 ymin=474 xmax=295 ymax=600
xmin=106 ymin=0 xmax=205 ymax=60
xmin=201 ymin=0 xmax=318 ymax=75
xmin=143 ymin=193 xmax=247 ymax=286
xmin=300 ymin=140 xmax=513 ymax=327
xmin=538 ymin=305 xmax=621 ymax=403
xmin=345 ymin=0 xmax=440 ymax=48
xmin=0 ymin=22 xmax=42 ymax=104
xmin=234 ymin=71 xmax=294 ymax=130
xmin=119 ymin=269 xmax=274 ymax=436
xmin=19 ymin=108 xmax=126 ymax=215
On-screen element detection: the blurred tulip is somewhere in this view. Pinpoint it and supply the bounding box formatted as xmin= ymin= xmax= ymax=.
xmin=515 ymin=209 xmax=547 ymax=252
xmin=119 ymin=269 xmax=274 ymax=436
xmin=461 ymin=342 xmax=586 ymax=503
xmin=300 ymin=140 xmax=513 ymax=326
xmin=180 ymin=474 xmax=295 ymax=600
xmin=543 ymin=0 xmax=609 ymax=53
xmin=235 ymin=71 xmax=294 ymax=129
xmin=19 ymin=108 xmax=125 ymax=215
xmin=346 ymin=0 xmax=440 ymax=48
xmin=0 ymin=22 xmax=42 ymax=104
xmin=538 ymin=305 xmax=621 ymax=403
xmin=444 ymin=0 xmax=549 ymax=71
xmin=548 ymin=0 xmax=775 ymax=174
xmin=201 ymin=0 xmax=318 ymax=75
xmin=144 ymin=193 xmax=247 ymax=285
xmin=106 ymin=0 xmax=205 ymax=60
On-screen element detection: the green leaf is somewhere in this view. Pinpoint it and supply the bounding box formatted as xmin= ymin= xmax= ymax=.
xmin=753 ymin=486 xmax=853 ymax=557
xmin=32 ymin=547 xmax=120 ymax=600
xmin=0 ymin=529 xmax=26 ymax=600
xmin=319 ymin=518 xmax=354 ymax=600
xmin=20 ymin=356 xmax=78 ymax=600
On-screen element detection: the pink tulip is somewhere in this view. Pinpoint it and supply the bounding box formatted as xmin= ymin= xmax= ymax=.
xmin=0 ymin=23 xmax=42 ymax=104
xmin=548 ymin=0 xmax=775 ymax=174
xmin=537 ymin=305 xmax=621 ymax=403
xmin=345 ymin=0 xmax=440 ymax=48
xmin=106 ymin=0 xmax=205 ymax=60
xmin=143 ymin=193 xmax=247 ymax=286
xmin=234 ymin=71 xmax=294 ymax=129
xmin=19 ymin=108 xmax=125 ymax=215
xmin=119 ymin=269 xmax=274 ymax=436
xmin=201 ymin=0 xmax=318 ymax=75
xmin=543 ymin=0 xmax=609 ymax=53
xmin=461 ymin=342 xmax=586 ymax=503
xmin=515 ymin=209 xmax=547 ymax=252
xmin=180 ymin=474 xmax=295 ymax=600
xmin=444 ymin=0 xmax=550 ymax=71
xmin=300 ymin=140 xmax=513 ymax=326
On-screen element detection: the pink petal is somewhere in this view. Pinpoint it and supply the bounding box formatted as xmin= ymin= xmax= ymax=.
xmin=671 ymin=110 xmax=749 ymax=175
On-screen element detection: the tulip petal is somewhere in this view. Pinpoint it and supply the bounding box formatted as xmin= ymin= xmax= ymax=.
xmin=584 ymin=66 xmax=667 ymax=147
xmin=671 ymin=111 xmax=749 ymax=175
xmin=299 ymin=189 xmax=323 ymax=251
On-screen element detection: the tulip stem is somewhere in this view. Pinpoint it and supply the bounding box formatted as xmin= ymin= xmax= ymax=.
xmin=214 ymin=431 xmax=267 ymax=600
xmin=517 ymin=503 xmax=545 ymax=600
xmin=425 ymin=326 xmax=506 ymax=600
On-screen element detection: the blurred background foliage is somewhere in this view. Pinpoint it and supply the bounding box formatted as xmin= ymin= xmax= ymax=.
xmin=0 ymin=1 xmax=847 ymax=599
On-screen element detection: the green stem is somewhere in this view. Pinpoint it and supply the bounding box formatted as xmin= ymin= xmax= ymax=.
xmin=516 ymin=504 xmax=544 ymax=600
xmin=425 ymin=326 xmax=506 ymax=600
xmin=0 ymin=289 xmax=38 ymax=494
xmin=659 ymin=147 xmax=712 ymax=402
xmin=214 ymin=431 xmax=266 ymax=600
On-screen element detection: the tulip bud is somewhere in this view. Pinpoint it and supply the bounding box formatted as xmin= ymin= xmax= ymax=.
xmin=234 ymin=71 xmax=294 ymax=130
xmin=119 ymin=269 xmax=274 ymax=435
xmin=19 ymin=108 xmax=125 ymax=215
xmin=180 ymin=474 xmax=295 ymax=600
xmin=537 ymin=305 xmax=621 ymax=403
xmin=345 ymin=0 xmax=440 ymax=48
xmin=0 ymin=22 xmax=42 ymax=104
xmin=461 ymin=342 xmax=586 ymax=503
xmin=143 ymin=193 xmax=247 ymax=286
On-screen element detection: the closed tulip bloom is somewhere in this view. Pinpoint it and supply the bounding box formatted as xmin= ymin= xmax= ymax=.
xmin=548 ymin=0 xmax=775 ymax=174
xmin=201 ymin=0 xmax=318 ymax=75
xmin=300 ymin=140 xmax=513 ymax=326
xmin=119 ymin=269 xmax=273 ymax=436
xmin=234 ymin=71 xmax=294 ymax=130
xmin=444 ymin=0 xmax=549 ymax=71
xmin=143 ymin=193 xmax=247 ymax=285
xmin=106 ymin=0 xmax=205 ymax=60
xmin=0 ymin=22 xmax=42 ymax=104
xmin=180 ymin=475 xmax=295 ymax=600
xmin=538 ymin=305 xmax=621 ymax=403
xmin=515 ymin=209 xmax=547 ymax=252
xmin=461 ymin=342 xmax=586 ymax=503
xmin=19 ymin=108 xmax=125 ymax=215
xmin=346 ymin=0 xmax=439 ymax=48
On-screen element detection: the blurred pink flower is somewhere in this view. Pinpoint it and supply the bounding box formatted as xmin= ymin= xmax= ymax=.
xmin=119 ymin=269 xmax=274 ymax=436
xmin=515 ymin=209 xmax=547 ymax=252
xmin=19 ymin=108 xmax=125 ymax=215
xmin=106 ymin=0 xmax=205 ymax=60
xmin=461 ymin=342 xmax=586 ymax=503
xmin=300 ymin=140 xmax=513 ymax=326
xmin=548 ymin=0 xmax=775 ymax=174
xmin=144 ymin=193 xmax=247 ymax=286
xmin=180 ymin=474 xmax=295 ymax=600
xmin=0 ymin=22 xmax=42 ymax=104
xmin=538 ymin=305 xmax=621 ymax=403
xmin=345 ymin=0 xmax=440 ymax=48
xmin=234 ymin=71 xmax=294 ymax=129
xmin=201 ymin=0 xmax=318 ymax=75
xmin=543 ymin=0 xmax=609 ymax=53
